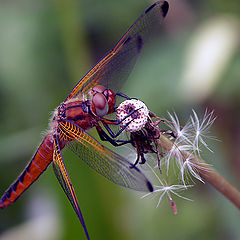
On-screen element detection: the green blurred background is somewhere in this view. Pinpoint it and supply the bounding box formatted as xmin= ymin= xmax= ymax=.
xmin=0 ymin=0 xmax=239 ymax=239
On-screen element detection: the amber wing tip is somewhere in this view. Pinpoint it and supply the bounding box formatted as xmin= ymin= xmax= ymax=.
xmin=145 ymin=1 xmax=169 ymax=18
xmin=147 ymin=180 xmax=154 ymax=192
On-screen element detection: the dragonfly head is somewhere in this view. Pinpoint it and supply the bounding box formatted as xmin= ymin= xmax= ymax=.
xmin=91 ymin=85 xmax=116 ymax=117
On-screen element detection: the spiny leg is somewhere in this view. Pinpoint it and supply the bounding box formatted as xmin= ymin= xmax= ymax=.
xmin=95 ymin=124 xmax=133 ymax=147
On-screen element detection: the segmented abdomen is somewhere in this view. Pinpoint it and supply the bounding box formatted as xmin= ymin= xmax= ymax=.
xmin=0 ymin=135 xmax=54 ymax=209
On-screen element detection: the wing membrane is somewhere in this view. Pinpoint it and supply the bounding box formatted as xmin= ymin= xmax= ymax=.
xmin=58 ymin=120 xmax=153 ymax=192
xmin=52 ymin=135 xmax=90 ymax=240
xmin=65 ymin=1 xmax=169 ymax=101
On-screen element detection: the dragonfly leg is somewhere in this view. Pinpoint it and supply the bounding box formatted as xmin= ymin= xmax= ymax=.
xmin=96 ymin=124 xmax=132 ymax=146
xmin=101 ymin=106 xmax=144 ymax=139
xmin=115 ymin=92 xmax=131 ymax=100
xmin=103 ymin=105 xmax=143 ymax=125
xmin=115 ymin=92 xmax=140 ymax=102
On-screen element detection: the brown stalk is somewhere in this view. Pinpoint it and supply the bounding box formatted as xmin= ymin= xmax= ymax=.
xmin=157 ymin=135 xmax=240 ymax=209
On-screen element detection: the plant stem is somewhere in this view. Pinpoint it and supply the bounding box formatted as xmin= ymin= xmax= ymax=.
xmin=158 ymin=135 xmax=240 ymax=209
xmin=52 ymin=0 xmax=91 ymax=82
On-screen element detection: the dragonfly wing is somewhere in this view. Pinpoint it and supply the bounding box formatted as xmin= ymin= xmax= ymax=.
xmin=52 ymin=135 xmax=90 ymax=240
xmin=58 ymin=120 xmax=153 ymax=192
xmin=65 ymin=1 xmax=169 ymax=100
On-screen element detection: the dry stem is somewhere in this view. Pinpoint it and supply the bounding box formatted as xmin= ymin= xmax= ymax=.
xmin=158 ymin=135 xmax=240 ymax=209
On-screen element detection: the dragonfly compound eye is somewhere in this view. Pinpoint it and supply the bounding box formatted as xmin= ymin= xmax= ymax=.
xmin=116 ymin=99 xmax=149 ymax=132
xmin=92 ymin=92 xmax=109 ymax=117
xmin=91 ymin=85 xmax=106 ymax=94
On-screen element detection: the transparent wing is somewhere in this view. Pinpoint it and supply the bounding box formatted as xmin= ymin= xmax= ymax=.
xmin=65 ymin=1 xmax=169 ymax=101
xmin=52 ymin=135 xmax=90 ymax=240
xmin=58 ymin=120 xmax=153 ymax=192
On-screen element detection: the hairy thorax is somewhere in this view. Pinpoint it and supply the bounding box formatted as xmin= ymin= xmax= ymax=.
xmin=49 ymin=98 xmax=98 ymax=138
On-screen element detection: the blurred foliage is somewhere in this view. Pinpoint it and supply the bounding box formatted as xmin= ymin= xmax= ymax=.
xmin=0 ymin=0 xmax=239 ymax=240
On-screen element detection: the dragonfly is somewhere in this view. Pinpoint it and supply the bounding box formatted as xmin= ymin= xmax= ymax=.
xmin=0 ymin=1 xmax=169 ymax=239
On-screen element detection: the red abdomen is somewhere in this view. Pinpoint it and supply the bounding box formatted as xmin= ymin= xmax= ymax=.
xmin=0 ymin=135 xmax=54 ymax=208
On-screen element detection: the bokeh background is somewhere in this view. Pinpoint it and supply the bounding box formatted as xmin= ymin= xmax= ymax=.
xmin=0 ymin=0 xmax=239 ymax=239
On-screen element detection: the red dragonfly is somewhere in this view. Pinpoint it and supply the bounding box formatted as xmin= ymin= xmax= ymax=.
xmin=0 ymin=1 xmax=169 ymax=239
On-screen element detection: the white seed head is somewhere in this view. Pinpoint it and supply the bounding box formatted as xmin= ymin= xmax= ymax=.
xmin=116 ymin=99 xmax=149 ymax=132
